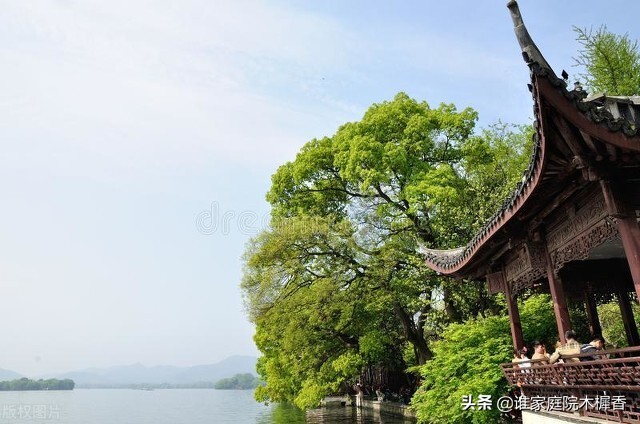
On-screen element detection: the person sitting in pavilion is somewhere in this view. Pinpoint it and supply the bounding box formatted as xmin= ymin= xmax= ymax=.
xmin=531 ymin=340 xmax=550 ymax=364
xmin=512 ymin=347 xmax=531 ymax=367
xmin=549 ymin=330 xmax=581 ymax=364
xmin=579 ymin=336 xmax=606 ymax=361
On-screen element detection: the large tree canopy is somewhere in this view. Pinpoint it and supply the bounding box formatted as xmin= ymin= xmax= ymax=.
xmin=241 ymin=93 xmax=532 ymax=409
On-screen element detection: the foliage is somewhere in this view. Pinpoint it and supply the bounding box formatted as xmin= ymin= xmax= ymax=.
xmin=455 ymin=123 xmax=534 ymax=238
xmin=0 ymin=378 xmax=74 ymax=391
xmin=247 ymin=218 xmax=400 ymax=408
xmin=412 ymin=294 xmax=556 ymax=424
xmin=263 ymin=403 xmax=306 ymax=424
xmin=574 ymin=25 xmax=640 ymax=95
xmin=567 ymin=299 xmax=591 ymax=344
xmin=598 ymin=298 xmax=640 ymax=349
xmin=518 ymin=293 xmax=558 ymax=349
xmin=242 ymin=93 xmax=533 ymax=409
xmin=214 ymin=373 xmax=262 ymax=390
xmin=411 ymin=315 xmax=511 ymax=424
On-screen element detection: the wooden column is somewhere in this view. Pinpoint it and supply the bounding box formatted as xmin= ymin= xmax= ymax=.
xmin=503 ymin=276 xmax=524 ymax=350
xmin=584 ymin=290 xmax=602 ymax=337
xmin=617 ymin=288 xmax=640 ymax=346
xmin=490 ymin=270 xmax=524 ymax=350
xmin=618 ymin=217 xmax=640 ymax=302
xmin=543 ymin=243 xmax=572 ymax=343
xmin=601 ymin=180 xmax=640 ymax=302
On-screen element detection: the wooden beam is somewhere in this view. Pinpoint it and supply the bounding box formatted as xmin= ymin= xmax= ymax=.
xmin=521 ymin=180 xmax=582 ymax=227
xmin=551 ymin=113 xmax=588 ymax=163
xmin=547 ymin=120 xmax=577 ymax=161
xmin=579 ymin=130 xmax=605 ymax=161
xmin=605 ymin=144 xmax=618 ymax=162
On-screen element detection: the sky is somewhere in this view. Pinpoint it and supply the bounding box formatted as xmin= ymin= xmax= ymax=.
xmin=1 ymin=0 xmax=639 ymax=376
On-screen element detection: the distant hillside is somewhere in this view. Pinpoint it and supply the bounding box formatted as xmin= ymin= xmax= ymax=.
xmin=0 ymin=368 xmax=23 ymax=381
xmin=214 ymin=373 xmax=262 ymax=390
xmin=171 ymin=356 xmax=257 ymax=384
xmin=45 ymin=355 xmax=257 ymax=387
xmin=0 ymin=378 xmax=74 ymax=391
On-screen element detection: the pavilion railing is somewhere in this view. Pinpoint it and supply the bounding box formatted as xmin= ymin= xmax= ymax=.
xmin=501 ymin=346 xmax=640 ymax=423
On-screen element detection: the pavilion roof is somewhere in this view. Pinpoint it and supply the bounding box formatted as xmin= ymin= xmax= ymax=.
xmin=422 ymin=1 xmax=640 ymax=278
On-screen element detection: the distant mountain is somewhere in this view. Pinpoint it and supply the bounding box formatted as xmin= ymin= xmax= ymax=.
xmin=45 ymin=355 xmax=257 ymax=387
xmin=171 ymin=356 xmax=258 ymax=384
xmin=0 ymin=368 xmax=23 ymax=381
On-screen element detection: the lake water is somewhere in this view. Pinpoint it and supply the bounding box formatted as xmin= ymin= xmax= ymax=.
xmin=0 ymin=389 xmax=414 ymax=423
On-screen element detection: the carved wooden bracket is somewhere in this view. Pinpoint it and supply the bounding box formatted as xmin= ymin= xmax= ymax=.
xmin=486 ymin=271 xmax=505 ymax=295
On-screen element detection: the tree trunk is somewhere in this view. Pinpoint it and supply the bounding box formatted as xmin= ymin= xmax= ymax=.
xmin=443 ymin=286 xmax=462 ymax=323
xmin=393 ymin=302 xmax=433 ymax=364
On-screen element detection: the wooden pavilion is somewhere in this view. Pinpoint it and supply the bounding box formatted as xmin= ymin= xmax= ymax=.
xmin=422 ymin=2 xmax=640 ymax=422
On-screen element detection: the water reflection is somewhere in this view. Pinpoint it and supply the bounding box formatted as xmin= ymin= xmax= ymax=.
xmin=307 ymin=406 xmax=415 ymax=424
xmin=258 ymin=403 xmax=415 ymax=424
xmin=256 ymin=403 xmax=306 ymax=424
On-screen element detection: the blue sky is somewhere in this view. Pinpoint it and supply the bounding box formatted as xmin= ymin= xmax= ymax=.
xmin=1 ymin=0 xmax=638 ymax=375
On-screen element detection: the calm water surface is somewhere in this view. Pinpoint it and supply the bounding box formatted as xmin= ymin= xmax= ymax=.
xmin=0 ymin=389 xmax=413 ymax=424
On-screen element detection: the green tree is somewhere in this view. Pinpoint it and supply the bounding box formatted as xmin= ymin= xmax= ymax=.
xmin=242 ymin=93 xmax=533 ymax=409
xmin=518 ymin=293 xmax=558 ymax=348
xmin=215 ymin=373 xmax=262 ymax=390
xmin=262 ymin=93 xmax=484 ymax=358
xmin=412 ymin=315 xmax=511 ymax=424
xmin=598 ymin=298 xmax=640 ymax=349
xmin=455 ymin=123 xmax=533 ymax=237
xmin=574 ymin=25 xmax=640 ymax=95
xmin=0 ymin=378 xmax=74 ymax=391
xmin=411 ymin=294 xmax=557 ymax=424
xmin=245 ymin=216 xmax=405 ymax=408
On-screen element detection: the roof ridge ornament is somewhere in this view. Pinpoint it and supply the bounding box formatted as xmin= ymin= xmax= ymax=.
xmin=507 ymin=1 xmax=554 ymax=75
